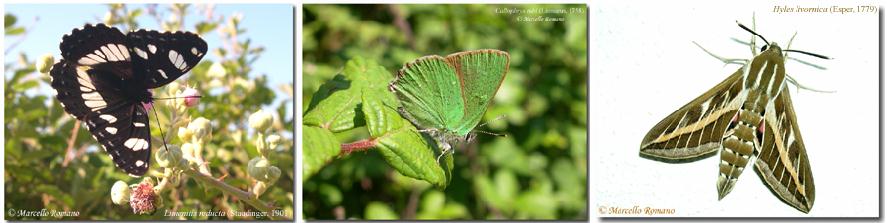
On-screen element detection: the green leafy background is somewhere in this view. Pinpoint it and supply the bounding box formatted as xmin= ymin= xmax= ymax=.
xmin=4 ymin=4 xmax=294 ymax=220
xmin=302 ymin=4 xmax=588 ymax=220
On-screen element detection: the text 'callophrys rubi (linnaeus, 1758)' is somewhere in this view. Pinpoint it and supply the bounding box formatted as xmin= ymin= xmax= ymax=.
xmin=388 ymin=49 xmax=510 ymax=160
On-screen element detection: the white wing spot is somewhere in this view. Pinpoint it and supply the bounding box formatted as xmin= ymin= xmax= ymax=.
xmin=99 ymin=114 xmax=117 ymax=123
xmin=136 ymin=160 xmax=145 ymax=167
xmin=133 ymin=122 xmax=146 ymax=127
xmin=86 ymin=101 xmax=106 ymax=111
xmin=77 ymin=57 xmax=100 ymax=65
xmin=101 ymin=45 xmax=119 ymax=61
xmin=191 ymin=47 xmax=200 ymax=55
xmin=124 ymin=138 xmax=149 ymax=151
xmin=105 ymin=127 xmax=118 ymax=134
xmin=148 ymin=44 xmax=157 ymax=54
xmin=86 ymin=53 xmax=106 ymax=63
xmin=82 ymin=92 xmax=102 ymax=100
xmin=133 ymin=47 xmax=148 ymax=59
xmin=92 ymin=49 xmax=107 ymax=60
xmin=106 ymin=44 xmax=125 ymax=61
xmin=157 ymin=69 xmax=168 ymax=79
xmin=168 ymin=50 xmax=187 ymax=71
xmin=116 ymin=44 xmax=130 ymax=61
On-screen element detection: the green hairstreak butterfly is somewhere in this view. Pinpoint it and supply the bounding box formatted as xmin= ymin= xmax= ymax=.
xmin=388 ymin=49 xmax=510 ymax=161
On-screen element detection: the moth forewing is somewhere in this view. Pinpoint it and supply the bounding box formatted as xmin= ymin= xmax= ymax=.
xmin=639 ymin=66 xmax=746 ymax=162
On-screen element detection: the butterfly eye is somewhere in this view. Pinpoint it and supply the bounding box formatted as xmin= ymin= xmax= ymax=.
xmin=760 ymin=45 xmax=768 ymax=52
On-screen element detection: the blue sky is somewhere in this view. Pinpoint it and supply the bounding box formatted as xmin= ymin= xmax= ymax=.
xmin=5 ymin=3 xmax=294 ymax=119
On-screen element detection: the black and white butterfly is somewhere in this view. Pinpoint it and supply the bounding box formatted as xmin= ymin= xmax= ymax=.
xmin=49 ymin=23 xmax=207 ymax=176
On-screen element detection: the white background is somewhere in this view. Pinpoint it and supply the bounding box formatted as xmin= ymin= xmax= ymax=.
xmin=591 ymin=0 xmax=879 ymax=217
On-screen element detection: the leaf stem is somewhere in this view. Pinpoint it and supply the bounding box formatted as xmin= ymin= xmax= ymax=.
xmin=340 ymin=139 xmax=376 ymax=155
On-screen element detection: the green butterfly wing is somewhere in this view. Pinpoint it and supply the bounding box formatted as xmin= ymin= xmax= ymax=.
xmin=391 ymin=49 xmax=510 ymax=136
xmin=446 ymin=50 xmax=510 ymax=135
xmin=391 ymin=55 xmax=466 ymax=131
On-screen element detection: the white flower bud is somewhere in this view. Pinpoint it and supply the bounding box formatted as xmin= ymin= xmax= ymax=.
xmin=111 ymin=181 xmax=131 ymax=205
xmin=187 ymin=117 xmax=211 ymax=140
xmin=177 ymin=127 xmax=192 ymax=141
xmin=155 ymin=144 xmax=185 ymax=169
xmin=266 ymin=134 xmax=281 ymax=151
xmin=248 ymin=110 xmax=273 ymax=132
xmin=208 ymin=62 xmax=227 ymax=78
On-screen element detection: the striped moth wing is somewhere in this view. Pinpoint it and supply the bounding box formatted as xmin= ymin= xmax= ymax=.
xmin=640 ymin=44 xmax=814 ymax=213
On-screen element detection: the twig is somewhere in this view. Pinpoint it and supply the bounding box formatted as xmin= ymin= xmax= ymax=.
xmin=388 ymin=5 xmax=414 ymax=49
xmin=62 ymin=120 xmax=81 ymax=167
xmin=403 ymin=186 xmax=421 ymax=219
xmin=181 ymin=168 xmax=287 ymax=220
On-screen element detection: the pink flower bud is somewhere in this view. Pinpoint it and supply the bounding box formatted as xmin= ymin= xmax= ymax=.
xmin=181 ymin=87 xmax=200 ymax=107
xmin=142 ymin=102 xmax=153 ymax=111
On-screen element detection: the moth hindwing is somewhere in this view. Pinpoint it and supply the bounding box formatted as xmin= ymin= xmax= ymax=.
xmin=639 ymin=26 xmax=816 ymax=213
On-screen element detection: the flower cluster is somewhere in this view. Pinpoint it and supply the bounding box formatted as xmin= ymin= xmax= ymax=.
xmin=247 ymin=109 xmax=282 ymax=198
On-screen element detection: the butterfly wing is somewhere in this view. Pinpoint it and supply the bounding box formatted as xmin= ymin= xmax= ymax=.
xmin=50 ymin=23 xmax=154 ymax=176
xmin=126 ymin=29 xmax=207 ymax=88
xmin=755 ymin=85 xmax=815 ymax=213
xmin=58 ymin=23 xmax=133 ymax=79
xmin=390 ymin=55 xmax=465 ymax=131
xmin=84 ymin=104 xmax=152 ymax=176
xmin=445 ymin=49 xmax=509 ymax=136
xmin=50 ymin=60 xmax=152 ymax=176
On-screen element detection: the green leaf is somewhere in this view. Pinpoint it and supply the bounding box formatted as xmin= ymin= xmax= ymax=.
xmin=5 ymin=27 xmax=24 ymax=36
xmin=302 ymin=125 xmax=339 ymax=181
xmin=303 ymin=57 xmax=390 ymax=132
xmin=11 ymin=79 xmax=38 ymax=92
xmin=5 ymin=14 xmax=16 ymax=28
xmin=302 ymin=77 xmax=362 ymax=132
xmin=128 ymin=8 xmax=143 ymax=18
xmin=363 ymin=90 xmax=447 ymax=188
xmin=195 ymin=21 xmax=218 ymax=35
xmin=364 ymin=202 xmax=398 ymax=220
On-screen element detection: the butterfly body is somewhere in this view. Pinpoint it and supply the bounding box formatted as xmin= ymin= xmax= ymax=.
xmin=50 ymin=24 xmax=206 ymax=176
xmin=389 ymin=49 xmax=509 ymax=158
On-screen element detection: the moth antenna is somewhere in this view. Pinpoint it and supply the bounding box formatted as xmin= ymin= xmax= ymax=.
xmin=737 ymin=21 xmax=770 ymax=46
xmin=150 ymin=104 xmax=170 ymax=152
xmin=784 ymin=50 xmax=831 ymax=60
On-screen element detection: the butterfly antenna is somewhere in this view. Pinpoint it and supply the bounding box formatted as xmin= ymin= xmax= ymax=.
xmin=152 ymin=95 xmax=203 ymax=101
xmin=150 ymin=104 xmax=170 ymax=152
xmin=476 ymin=115 xmax=506 ymax=128
xmin=473 ymin=129 xmax=507 ymax=137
